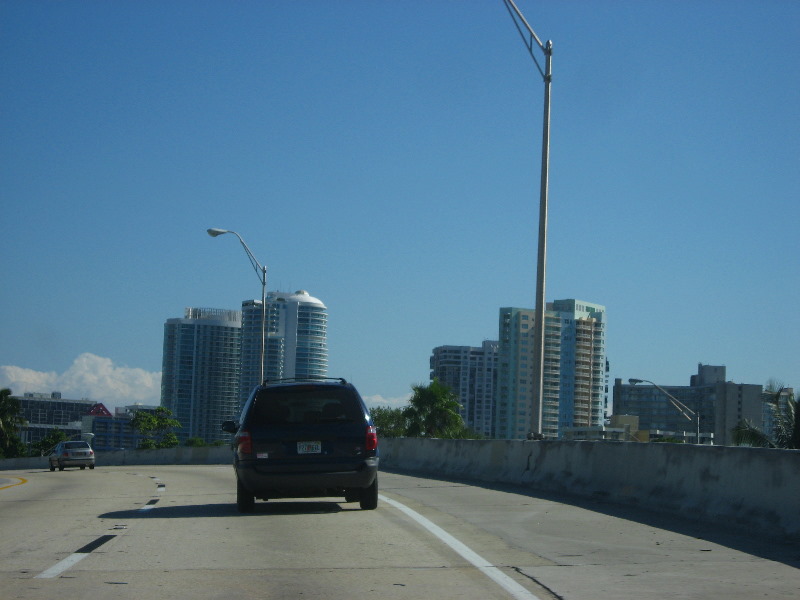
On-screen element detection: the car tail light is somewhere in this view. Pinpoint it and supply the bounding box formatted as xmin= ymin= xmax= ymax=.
xmin=237 ymin=429 xmax=253 ymax=455
xmin=365 ymin=425 xmax=378 ymax=451
xmin=62 ymin=452 xmax=69 ymax=457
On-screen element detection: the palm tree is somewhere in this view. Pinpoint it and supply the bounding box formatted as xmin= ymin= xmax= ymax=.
xmin=0 ymin=388 xmax=28 ymax=457
xmin=403 ymin=379 xmax=465 ymax=438
xmin=732 ymin=386 xmax=799 ymax=449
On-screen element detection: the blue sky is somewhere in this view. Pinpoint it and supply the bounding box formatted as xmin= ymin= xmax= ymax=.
xmin=1 ymin=0 xmax=798 ymax=412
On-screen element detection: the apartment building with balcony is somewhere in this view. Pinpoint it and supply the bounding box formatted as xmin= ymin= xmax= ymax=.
xmin=430 ymin=341 xmax=499 ymax=437
xmin=494 ymin=299 xmax=607 ymax=439
xmin=161 ymin=307 xmax=242 ymax=444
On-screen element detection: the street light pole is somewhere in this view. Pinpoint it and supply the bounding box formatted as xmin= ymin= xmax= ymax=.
xmin=207 ymin=228 xmax=267 ymax=383
xmin=629 ymin=378 xmax=701 ymax=444
xmin=503 ymin=0 xmax=553 ymax=437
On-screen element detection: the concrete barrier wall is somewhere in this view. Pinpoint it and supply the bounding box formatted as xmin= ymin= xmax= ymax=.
xmin=3 ymin=439 xmax=798 ymax=539
xmin=379 ymin=439 xmax=800 ymax=540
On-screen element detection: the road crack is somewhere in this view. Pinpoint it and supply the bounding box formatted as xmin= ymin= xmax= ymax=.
xmin=510 ymin=565 xmax=566 ymax=600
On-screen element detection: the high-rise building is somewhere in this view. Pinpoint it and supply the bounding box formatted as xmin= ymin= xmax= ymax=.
xmin=613 ymin=364 xmax=764 ymax=445
xmin=495 ymin=299 xmax=607 ymax=440
xmin=161 ymin=307 xmax=241 ymax=443
xmin=551 ymin=299 xmax=607 ymax=435
xmin=239 ymin=290 xmax=328 ymax=406
xmin=430 ymin=341 xmax=499 ymax=437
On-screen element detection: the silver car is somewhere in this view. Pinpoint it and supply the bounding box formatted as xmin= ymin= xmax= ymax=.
xmin=49 ymin=441 xmax=95 ymax=471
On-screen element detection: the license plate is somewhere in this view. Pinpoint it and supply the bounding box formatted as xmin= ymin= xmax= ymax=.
xmin=297 ymin=441 xmax=321 ymax=454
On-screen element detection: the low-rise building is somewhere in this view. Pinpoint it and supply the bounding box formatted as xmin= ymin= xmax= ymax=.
xmin=15 ymin=392 xmax=110 ymax=450
xmin=12 ymin=392 xmax=156 ymax=452
xmin=613 ymin=364 xmax=762 ymax=445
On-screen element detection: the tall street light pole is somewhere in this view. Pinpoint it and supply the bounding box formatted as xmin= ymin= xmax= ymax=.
xmin=629 ymin=378 xmax=701 ymax=444
xmin=207 ymin=228 xmax=267 ymax=383
xmin=503 ymin=0 xmax=552 ymax=437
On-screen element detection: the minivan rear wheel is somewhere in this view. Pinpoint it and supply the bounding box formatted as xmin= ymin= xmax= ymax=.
xmin=359 ymin=477 xmax=378 ymax=510
xmin=237 ymin=479 xmax=255 ymax=513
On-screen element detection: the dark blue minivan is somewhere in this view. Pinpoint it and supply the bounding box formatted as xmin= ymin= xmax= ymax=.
xmin=221 ymin=378 xmax=379 ymax=512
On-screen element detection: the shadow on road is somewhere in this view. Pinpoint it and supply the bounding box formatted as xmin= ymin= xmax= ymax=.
xmin=98 ymin=499 xmax=352 ymax=520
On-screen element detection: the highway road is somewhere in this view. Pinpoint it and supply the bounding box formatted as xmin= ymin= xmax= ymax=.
xmin=1 ymin=465 xmax=798 ymax=599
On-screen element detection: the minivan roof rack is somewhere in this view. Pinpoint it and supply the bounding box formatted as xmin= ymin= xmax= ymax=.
xmin=262 ymin=377 xmax=348 ymax=385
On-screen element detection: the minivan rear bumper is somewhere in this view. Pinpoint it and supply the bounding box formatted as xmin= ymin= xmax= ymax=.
xmin=236 ymin=457 xmax=378 ymax=498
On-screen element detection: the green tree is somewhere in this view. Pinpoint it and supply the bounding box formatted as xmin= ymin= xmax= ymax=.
xmin=159 ymin=432 xmax=180 ymax=448
xmin=0 ymin=388 xmax=27 ymax=459
xmin=732 ymin=385 xmax=799 ymax=449
xmin=402 ymin=379 xmax=466 ymax=438
xmin=370 ymin=406 xmax=407 ymax=438
xmin=185 ymin=437 xmax=207 ymax=447
xmin=31 ymin=428 xmax=68 ymax=456
xmin=130 ymin=407 xmax=181 ymax=449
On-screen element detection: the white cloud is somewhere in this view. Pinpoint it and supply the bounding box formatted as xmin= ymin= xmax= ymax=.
xmin=0 ymin=353 xmax=161 ymax=412
xmin=0 ymin=355 xmax=406 ymax=414
xmin=363 ymin=394 xmax=410 ymax=410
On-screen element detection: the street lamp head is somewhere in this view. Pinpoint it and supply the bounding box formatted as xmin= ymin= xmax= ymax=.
xmin=207 ymin=228 xmax=229 ymax=237
xmin=629 ymin=378 xmax=644 ymax=385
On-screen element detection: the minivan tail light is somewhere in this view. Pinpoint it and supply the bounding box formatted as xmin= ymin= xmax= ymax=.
xmin=365 ymin=425 xmax=378 ymax=451
xmin=237 ymin=429 xmax=253 ymax=455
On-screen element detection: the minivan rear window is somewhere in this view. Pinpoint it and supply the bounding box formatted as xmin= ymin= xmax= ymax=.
xmin=252 ymin=386 xmax=364 ymax=425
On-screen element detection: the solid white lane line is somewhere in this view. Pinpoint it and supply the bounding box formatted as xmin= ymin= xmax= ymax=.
xmin=379 ymin=494 xmax=543 ymax=600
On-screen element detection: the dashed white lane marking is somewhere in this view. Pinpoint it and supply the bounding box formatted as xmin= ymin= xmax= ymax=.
xmin=379 ymin=494 xmax=543 ymax=600
xmin=35 ymin=535 xmax=116 ymax=579
xmin=36 ymin=475 xmax=164 ymax=578
xmin=35 ymin=553 xmax=88 ymax=579
xmin=138 ymin=498 xmax=159 ymax=512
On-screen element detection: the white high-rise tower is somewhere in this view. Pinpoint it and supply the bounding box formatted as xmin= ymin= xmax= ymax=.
xmin=239 ymin=290 xmax=328 ymax=406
